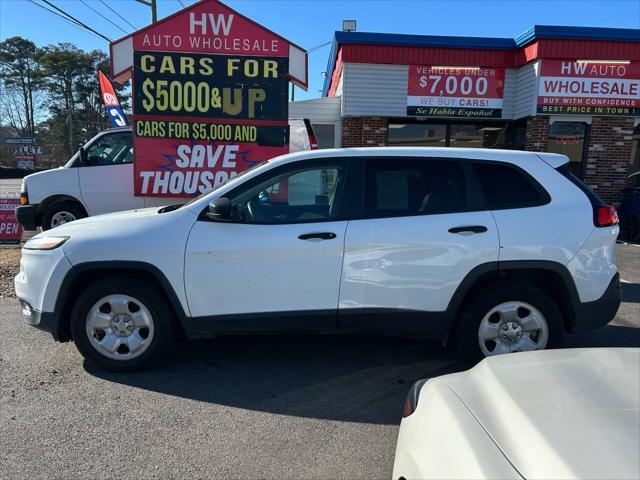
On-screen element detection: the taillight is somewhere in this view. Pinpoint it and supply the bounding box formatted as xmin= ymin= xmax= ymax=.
xmin=402 ymin=379 xmax=427 ymax=418
xmin=20 ymin=193 xmax=29 ymax=205
xmin=596 ymin=205 xmax=618 ymax=227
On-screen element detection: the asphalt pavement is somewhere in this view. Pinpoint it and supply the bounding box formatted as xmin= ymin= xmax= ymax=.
xmin=0 ymin=244 xmax=638 ymax=479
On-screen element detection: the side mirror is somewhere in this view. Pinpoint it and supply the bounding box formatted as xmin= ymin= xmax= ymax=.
xmin=79 ymin=147 xmax=87 ymax=163
xmin=207 ymin=197 xmax=232 ymax=221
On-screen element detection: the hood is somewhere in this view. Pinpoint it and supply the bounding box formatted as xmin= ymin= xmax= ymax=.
xmin=442 ymin=348 xmax=639 ymax=480
xmin=34 ymin=206 xmax=164 ymax=239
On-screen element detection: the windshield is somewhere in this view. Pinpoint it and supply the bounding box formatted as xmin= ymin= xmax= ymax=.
xmin=181 ymin=161 xmax=268 ymax=208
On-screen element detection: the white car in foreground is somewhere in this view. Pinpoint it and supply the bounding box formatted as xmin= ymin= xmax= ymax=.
xmin=393 ymin=348 xmax=640 ymax=480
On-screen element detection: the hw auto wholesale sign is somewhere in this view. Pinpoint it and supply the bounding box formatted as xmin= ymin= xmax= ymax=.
xmin=109 ymin=0 xmax=307 ymax=198
xmin=408 ymin=66 xmax=505 ymax=118
xmin=538 ymin=60 xmax=640 ymax=116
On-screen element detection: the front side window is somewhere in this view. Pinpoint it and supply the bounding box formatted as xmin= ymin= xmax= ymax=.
xmin=363 ymin=158 xmax=467 ymax=218
xmin=472 ymin=162 xmax=549 ymax=209
xmin=85 ymin=133 xmax=133 ymax=166
xmin=227 ymin=163 xmax=347 ymax=223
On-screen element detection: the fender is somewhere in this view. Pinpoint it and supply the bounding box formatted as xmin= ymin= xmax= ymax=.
xmin=38 ymin=194 xmax=89 ymax=214
xmin=444 ymin=259 xmax=583 ymax=338
xmin=54 ymin=261 xmax=198 ymax=339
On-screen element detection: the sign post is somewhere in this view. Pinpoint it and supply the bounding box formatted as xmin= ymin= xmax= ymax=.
xmin=109 ymin=0 xmax=308 ymax=198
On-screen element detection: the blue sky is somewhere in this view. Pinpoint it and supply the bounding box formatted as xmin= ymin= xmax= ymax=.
xmin=1 ymin=0 xmax=639 ymax=100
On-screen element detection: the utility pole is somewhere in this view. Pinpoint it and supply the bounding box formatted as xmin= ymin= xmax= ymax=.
xmin=66 ymin=111 xmax=74 ymax=156
xmin=134 ymin=0 xmax=157 ymax=23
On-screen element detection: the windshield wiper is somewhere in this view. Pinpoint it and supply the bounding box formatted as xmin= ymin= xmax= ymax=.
xmin=158 ymin=204 xmax=182 ymax=213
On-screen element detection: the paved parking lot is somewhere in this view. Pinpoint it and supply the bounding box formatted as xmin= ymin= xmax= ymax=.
xmin=0 ymin=244 xmax=638 ymax=479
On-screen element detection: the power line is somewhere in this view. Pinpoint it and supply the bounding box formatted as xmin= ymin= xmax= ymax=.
xmin=98 ymin=0 xmax=137 ymax=30
xmin=177 ymin=0 xmax=186 ymax=7
xmin=39 ymin=0 xmax=112 ymax=42
xmin=27 ymin=0 xmax=109 ymax=41
xmin=307 ymin=41 xmax=332 ymax=53
xmin=79 ymin=0 xmax=129 ymax=35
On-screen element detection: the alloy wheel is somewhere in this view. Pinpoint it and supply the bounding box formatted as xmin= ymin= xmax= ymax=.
xmin=85 ymin=294 xmax=155 ymax=361
xmin=478 ymin=301 xmax=549 ymax=356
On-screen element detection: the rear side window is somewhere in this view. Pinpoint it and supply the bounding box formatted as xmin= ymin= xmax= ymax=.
xmin=363 ymin=158 xmax=467 ymax=218
xmin=472 ymin=162 xmax=549 ymax=209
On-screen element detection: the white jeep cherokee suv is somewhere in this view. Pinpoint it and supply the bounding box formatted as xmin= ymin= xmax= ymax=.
xmin=15 ymin=148 xmax=621 ymax=371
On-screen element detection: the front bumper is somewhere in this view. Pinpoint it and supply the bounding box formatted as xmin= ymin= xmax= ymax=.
xmin=15 ymin=246 xmax=73 ymax=342
xmin=573 ymin=272 xmax=622 ymax=332
xmin=15 ymin=204 xmax=38 ymax=230
xmin=18 ymin=298 xmax=65 ymax=340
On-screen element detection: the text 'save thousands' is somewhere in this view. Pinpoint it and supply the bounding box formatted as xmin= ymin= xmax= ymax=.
xmin=132 ymin=51 xmax=289 ymax=197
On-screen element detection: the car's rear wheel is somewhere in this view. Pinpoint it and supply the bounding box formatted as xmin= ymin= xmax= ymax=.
xmin=70 ymin=277 xmax=173 ymax=371
xmin=41 ymin=201 xmax=86 ymax=230
xmin=456 ymin=283 xmax=562 ymax=362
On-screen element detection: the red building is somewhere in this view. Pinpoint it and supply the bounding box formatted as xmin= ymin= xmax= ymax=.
xmin=316 ymin=26 xmax=640 ymax=203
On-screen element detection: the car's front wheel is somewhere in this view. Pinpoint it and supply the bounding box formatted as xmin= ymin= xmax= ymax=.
xmin=456 ymin=283 xmax=562 ymax=362
xmin=70 ymin=277 xmax=173 ymax=371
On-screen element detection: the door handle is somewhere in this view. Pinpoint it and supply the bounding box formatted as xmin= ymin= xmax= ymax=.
xmin=298 ymin=232 xmax=337 ymax=240
xmin=448 ymin=225 xmax=488 ymax=234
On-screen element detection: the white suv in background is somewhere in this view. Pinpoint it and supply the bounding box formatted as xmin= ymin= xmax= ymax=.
xmin=15 ymin=147 xmax=621 ymax=371
xmin=15 ymin=119 xmax=317 ymax=230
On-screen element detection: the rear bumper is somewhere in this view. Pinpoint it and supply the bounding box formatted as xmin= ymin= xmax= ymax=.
xmin=15 ymin=204 xmax=38 ymax=230
xmin=573 ymin=273 xmax=621 ymax=332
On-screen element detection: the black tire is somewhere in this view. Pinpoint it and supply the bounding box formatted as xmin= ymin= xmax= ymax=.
xmin=41 ymin=201 xmax=86 ymax=231
xmin=70 ymin=276 xmax=174 ymax=371
xmin=455 ymin=283 xmax=563 ymax=363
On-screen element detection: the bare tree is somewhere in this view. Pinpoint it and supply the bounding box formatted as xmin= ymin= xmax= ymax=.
xmin=0 ymin=37 xmax=42 ymax=137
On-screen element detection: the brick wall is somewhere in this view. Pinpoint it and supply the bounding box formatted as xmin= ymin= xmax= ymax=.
xmin=584 ymin=116 xmax=634 ymax=204
xmin=524 ymin=116 xmax=549 ymax=151
xmin=341 ymin=117 xmax=388 ymax=147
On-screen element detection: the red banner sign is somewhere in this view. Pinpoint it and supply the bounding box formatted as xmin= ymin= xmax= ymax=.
xmin=408 ymin=66 xmax=505 ymax=118
xmin=134 ymin=136 xmax=287 ymax=196
xmin=132 ymin=1 xmax=289 ymax=57
xmin=538 ymin=60 xmax=640 ymax=116
xmin=0 ymin=198 xmax=23 ymax=245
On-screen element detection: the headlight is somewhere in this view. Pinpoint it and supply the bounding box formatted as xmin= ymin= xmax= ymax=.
xmin=24 ymin=236 xmax=70 ymax=250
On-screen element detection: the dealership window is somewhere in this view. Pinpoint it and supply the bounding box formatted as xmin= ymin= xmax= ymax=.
xmin=547 ymin=122 xmax=588 ymax=177
xmin=387 ymin=123 xmax=447 ymax=146
xmin=388 ymin=122 xmax=513 ymax=149
xmin=313 ymin=124 xmax=336 ymax=149
xmin=449 ymin=124 xmax=507 ymax=148
xmin=630 ymin=124 xmax=640 ymax=174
